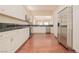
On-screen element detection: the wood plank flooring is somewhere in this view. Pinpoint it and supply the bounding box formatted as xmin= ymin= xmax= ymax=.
xmin=16 ymin=33 xmax=74 ymax=53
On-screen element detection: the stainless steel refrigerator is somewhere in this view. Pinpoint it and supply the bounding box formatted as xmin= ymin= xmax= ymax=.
xmin=58 ymin=6 xmax=73 ymax=48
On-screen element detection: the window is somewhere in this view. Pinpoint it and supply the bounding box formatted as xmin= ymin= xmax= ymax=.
xmin=44 ymin=22 xmax=49 ymax=25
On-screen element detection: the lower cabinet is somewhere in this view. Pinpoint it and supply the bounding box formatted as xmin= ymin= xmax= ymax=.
xmin=11 ymin=28 xmax=29 ymax=52
xmin=0 ymin=32 xmax=11 ymax=52
xmin=0 ymin=27 xmax=29 ymax=53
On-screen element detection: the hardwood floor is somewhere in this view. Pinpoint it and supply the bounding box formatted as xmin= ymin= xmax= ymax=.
xmin=16 ymin=33 xmax=74 ymax=53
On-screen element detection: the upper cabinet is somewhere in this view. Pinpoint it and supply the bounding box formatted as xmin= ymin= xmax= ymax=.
xmin=0 ymin=14 xmax=29 ymax=25
xmin=0 ymin=5 xmax=26 ymax=20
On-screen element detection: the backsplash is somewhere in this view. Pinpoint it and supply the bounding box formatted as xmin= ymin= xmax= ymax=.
xmin=0 ymin=23 xmax=29 ymax=32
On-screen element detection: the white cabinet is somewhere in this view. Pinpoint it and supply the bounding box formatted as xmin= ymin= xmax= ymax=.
xmin=0 ymin=6 xmax=26 ymax=20
xmin=0 ymin=32 xmax=11 ymax=52
xmin=0 ymin=27 xmax=30 ymax=53
xmin=10 ymin=30 xmax=20 ymax=52
xmin=10 ymin=28 xmax=29 ymax=52
xmin=32 ymin=27 xmax=46 ymax=33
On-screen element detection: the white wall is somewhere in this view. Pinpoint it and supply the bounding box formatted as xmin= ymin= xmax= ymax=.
xmin=73 ymin=6 xmax=79 ymax=52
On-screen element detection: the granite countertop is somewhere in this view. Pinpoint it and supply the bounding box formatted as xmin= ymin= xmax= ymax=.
xmin=0 ymin=23 xmax=29 ymax=32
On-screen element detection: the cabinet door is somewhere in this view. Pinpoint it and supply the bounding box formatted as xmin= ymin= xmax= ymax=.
xmin=10 ymin=29 xmax=28 ymax=52
xmin=9 ymin=28 xmax=30 ymax=53
xmin=0 ymin=32 xmax=11 ymax=53
xmin=10 ymin=30 xmax=19 ymax=52
xmin=0 ymin=6 xmax=26 ymax=20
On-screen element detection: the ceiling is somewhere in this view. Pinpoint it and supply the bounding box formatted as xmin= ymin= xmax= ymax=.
xmin=26 ymin=5 xmax=59 ymax=16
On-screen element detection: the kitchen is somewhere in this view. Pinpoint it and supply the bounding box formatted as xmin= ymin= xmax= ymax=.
xmin=0 ymin=5 xmax=79 ymax=53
